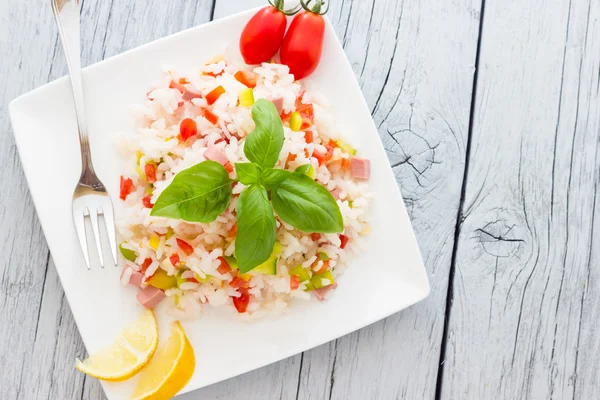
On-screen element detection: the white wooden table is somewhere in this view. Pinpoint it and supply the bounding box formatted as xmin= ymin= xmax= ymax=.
xmin=1 ymin=0 xmax=599 ymax=399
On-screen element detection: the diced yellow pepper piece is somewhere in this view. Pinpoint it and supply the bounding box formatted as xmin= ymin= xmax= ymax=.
xmin=147 ymin=269 xmax=177 ymax=290
xmin=290 ymin=111 xmax=302 ymax=132
xmin=149 ymin=235 xmax=160 ymax=250
xmin=239 ymin=273 xmax=252 ymax=282
xmin=238 ymin=88 xmax=255 ymax=107
xmin=335 ymin=140 xmax=357 ymax=155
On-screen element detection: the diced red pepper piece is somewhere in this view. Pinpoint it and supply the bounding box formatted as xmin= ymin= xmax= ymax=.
xmin=314 ymin=260 xmax=330 ymax=274
xmin=310 ymin=233 xmax=321 ymax=241
xmin=228 ymin=223 xmax=237 ymax=237
xmin=203 ymin=71 xmax=224 ymax=78
xmin=176 ymin=238 xmax=194 ymax=256
xmin=140 ymin=258 xmax=153 ymax=273
xmin=296 ymin=103 xmax=314 ymax=129
xmin=340 ymin=234 xmax=349 ymax=249
xmin=187 ymin=276 xmax=199 ymax=283
xmin=328 ymin=139 xmax=338 ymax=148
xmin=169 ymin=253 xmax=180 ymax=267
xmin=290 ymin=274 xmax=301 ymax=290
xmin=119 ymin=176 xmax=134 ymax=200
xmin=204 ymin=108 xmax=219 ymax=125
xmin=144 ymin=164 xmax=157 ymax=183
xmin=206 ymin=85 xmax=225 ymax=105
xmin=224 ymin=162 xmax=234 ymax=173
xmin=313 ymin=146 xmax=334 ymax=166
xmin=304 ymin=131 xmax=314 ymax=144
xmin=217 ymin=257 xmax=232 ymax=274
xmin=232 ymin=290 xmax=250 ymax=313
xmin=142 ymin=195 xmax=153 ymax=209
xmin=340 ymin=158 xmax=350 ymax=171
xmin=287 ymin=153 xmax=297 ymax=162
xmin=234 ymin=70 xmax=258 ymax=88
xmin=229 ymin=276 xmax=249 ymax=289
xmin=178 ymin=78 xmax=189 ymax=84
xmin=280 ymin=111 xmax=292 ymax=122
xmin=179 ymin=118 xmax=198 ymax=142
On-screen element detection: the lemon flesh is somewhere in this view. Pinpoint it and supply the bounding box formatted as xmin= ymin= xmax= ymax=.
xmin=132 ymin=321 xmax=195 ymax=400
xmin=75 ymin=309 xmax=158 ymax=382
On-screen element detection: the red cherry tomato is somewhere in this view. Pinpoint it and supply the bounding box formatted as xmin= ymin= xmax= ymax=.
xmin=280 ymin=4 xmax=326 ymax=80
xmin=239 ymin=2 xmax=297 ymax=65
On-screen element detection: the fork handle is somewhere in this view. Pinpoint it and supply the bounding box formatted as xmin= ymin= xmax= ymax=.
xmin=51 ymin=0 xmax=95 ymax=178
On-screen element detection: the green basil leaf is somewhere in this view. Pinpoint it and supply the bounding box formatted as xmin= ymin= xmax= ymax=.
xmin=235 ymin=163 xmax=262 ymax=185
xmin=262 ymin=168 xmax=292 ymax=188
xmin=271 ymin=173 xmax=344 ymax=233
xmin=235 ymin=185 xmax=277 ymax=273
xmin=150 ymin=161 xmax=232 ymax=223
xmin=243 ymin=99 xmax=284 ymax=168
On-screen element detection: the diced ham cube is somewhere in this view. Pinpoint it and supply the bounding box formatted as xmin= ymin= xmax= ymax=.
xmin=350 ymin=157 xmax=371 ymax=180
xmin=120 ymin=267 xmax=144 ymax=287
xmin=169 ymin=80 xmax=186 ymax=93
xmin=313 ymin=283 xmax=338 ymax=301
xmin=271 ymin=97 xmax=284 ymax=114
xmin=136 ymin=286 xmax=166 ymax=309
xmin=182 ymin=89 xmax=202 ymax=102
xmin=204 ymin=146 xmax=228 ymax=166
xmin=330 ymin=189 xmax=341 ymax=200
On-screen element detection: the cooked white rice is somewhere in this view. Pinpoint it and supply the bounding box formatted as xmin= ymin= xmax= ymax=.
xmin=116 ymin=56 xmax=372 ymax=319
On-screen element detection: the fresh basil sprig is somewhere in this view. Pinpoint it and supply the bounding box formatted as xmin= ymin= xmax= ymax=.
xmin=150 ymin=99 xmax=344 ymax=272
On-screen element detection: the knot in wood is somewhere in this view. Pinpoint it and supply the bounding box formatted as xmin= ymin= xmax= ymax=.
xmin=475 ymin=219 xmax=525 ymax=258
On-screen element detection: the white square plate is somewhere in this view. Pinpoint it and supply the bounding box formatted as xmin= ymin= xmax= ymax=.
xmin=9 ymin=8 xmax=429 ymax=400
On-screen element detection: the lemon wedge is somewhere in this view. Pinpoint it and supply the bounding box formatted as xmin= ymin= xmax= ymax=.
xmin=132 ymin=321 xmax=195 ymax=400
xmin=75 ymin=309 xmax=158 ymax=382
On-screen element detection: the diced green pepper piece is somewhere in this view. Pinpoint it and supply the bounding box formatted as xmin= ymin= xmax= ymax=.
xmin=195 ymin=273 xmax=212 ymax=283
xmin=254 ymin=255 xmax=277 ymax=275
xmin=166 ymin=227 xmax=174 ymax=239
xmin=119 ymin=244 xmax=137 ymax=262
xmin=317 ymin=252 xmax=330 ymax=261
xmin=295 ymin=164 xmax=316 ymax=179
xmin=290 ymin=111 xmax=302 ymax=132
xmin=290 ymin=265 xmax=311 ymax=282
xmin=147 ymin=269 xmax=178 ymax=290
xmin=253 ymin=241 xmax=282 ymax=275
xmin=310 ymin=270 xmax=334 ymax=289
xmin=223 ymin=256 xmax=239 ymax=270
xmin=304 ymin=281 xmax=316 ymax=292
xmin=348 ymin=200 xmax=354 ymax=208
xmin=238 ymin=88 xmax=255 ymax=107
xmin=335 ymin=140 xmax=357 ymax=155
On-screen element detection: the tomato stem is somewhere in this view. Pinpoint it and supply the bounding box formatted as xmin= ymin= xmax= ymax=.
xmin=268 ymin=0 xmax=302 ymax=15
xmin=300 ymin=0 xmax=329 ymax=15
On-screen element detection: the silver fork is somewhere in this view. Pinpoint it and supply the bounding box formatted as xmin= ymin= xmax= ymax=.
xmin=51 ymin=0 xmax=118 ymax=269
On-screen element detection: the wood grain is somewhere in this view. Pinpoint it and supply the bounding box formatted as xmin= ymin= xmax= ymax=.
xmin=440 ymin=0 xmax=600 ymax=398
xmin=297 ymin=0 xmax=482 ymax=398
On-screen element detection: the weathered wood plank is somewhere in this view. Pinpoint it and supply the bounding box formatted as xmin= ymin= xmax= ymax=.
xmin=441 ymin=0 xmax=600 ymax=398
xmin=298 ymin=0 xmax=482 ymax=398
xmin=0 ymin=1 xmax=58 ymax=398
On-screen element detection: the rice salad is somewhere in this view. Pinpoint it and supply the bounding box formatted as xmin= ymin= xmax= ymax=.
xmin=116 ymin=56 xmax=372 ymax=319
